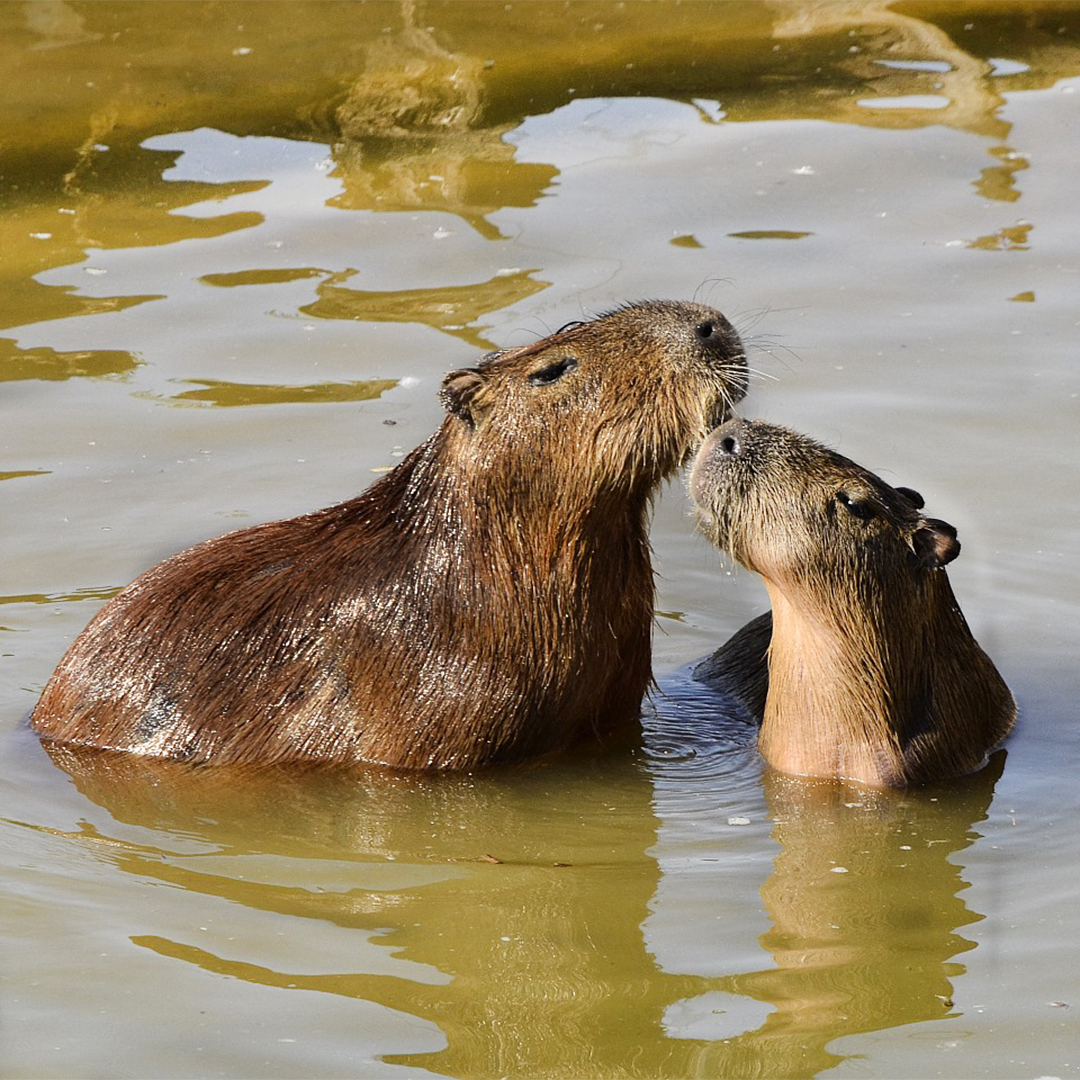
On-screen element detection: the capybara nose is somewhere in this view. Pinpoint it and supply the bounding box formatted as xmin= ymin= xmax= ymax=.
xmin=690 ymin=418 xmax=746 ymax=508
xmin=716 ymin=431 xmax=740 ymax=457
xmin=709 ymin=418 xmax=747 ymax=458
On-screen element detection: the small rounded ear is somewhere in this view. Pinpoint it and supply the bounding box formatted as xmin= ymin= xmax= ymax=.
xmin=913 ymin=517 xmax=960 ymax=569
xmin=439 ymin=368 xmax=486 ymax=426
xmin=895 ymin=486 xmax=925 ymax=509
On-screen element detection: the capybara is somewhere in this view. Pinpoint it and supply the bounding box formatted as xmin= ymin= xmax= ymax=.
xmin=691 ymin=418 xmax=1015 ymax=787
xmin=32 ymin=301 xmax=748 ymax=770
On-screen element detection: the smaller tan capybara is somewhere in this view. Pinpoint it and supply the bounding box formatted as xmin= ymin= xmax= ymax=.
xmin=32 ymin=301 xmax=748 ymax=771
xmin=690 ymin=418 xmax=1016 ymax=788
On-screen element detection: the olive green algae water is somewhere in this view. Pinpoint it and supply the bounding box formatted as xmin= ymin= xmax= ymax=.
xmin=2 ymin=4 xmax=1078 ymax=1078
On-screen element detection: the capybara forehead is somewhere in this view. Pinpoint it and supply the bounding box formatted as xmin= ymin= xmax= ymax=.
xmin=804 ymin=453 xmax=924 ymax=525
xmin=477 ymin=299 xmax=737 ymax=374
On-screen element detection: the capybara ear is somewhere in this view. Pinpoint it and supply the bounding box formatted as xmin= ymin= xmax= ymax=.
xmin=895 ymin=486 xmax=925 ymax=509
xmin=439 ymin=368 xmax=487 ymax=425
xmin=913 ymin=518 xmax=960 ymax=569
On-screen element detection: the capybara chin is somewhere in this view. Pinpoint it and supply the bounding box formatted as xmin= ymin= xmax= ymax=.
xmin=32 ymin=301 xmax=747 ymax=770
xmin=690 ymin=418 xmax=1016 ymax=789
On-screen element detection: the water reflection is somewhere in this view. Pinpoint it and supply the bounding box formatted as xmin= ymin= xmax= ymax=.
xmin=2 ymin=586 xmax=121 ymax=606
xmin=6 ymin=123 xmax=552 ymax=392
xmin=975 ymin=144 xmax=1030 ymax=203
xmin=38 ymin=743 xmax=674 ymax=1077
xmin=164 ymin=378 xmax=399 ymax=408
xmin=5 ymin=2 xmax=1076 ymax=1077
xmin=770 ymin=1 xmax=1010 ymax=139
xmin=0 ymin=338 xmax=139 ymax=381
xmin=41 ymin=734 xmax=1004 ymax=1079
xmin=656 ymin=761 xmax=1004 ymax=1078
xmin=328 ymin=4 xmax=557 ymax=241
xmin=23 ymin=0 xmax=102 ymax=51
xmin=3 ymin=3 xmax=1076 ymax=402
xmin=0 ymin=470 xmax=49 ymax=482
xmin=298 ymin=269 xmax=549 ymax=349
xmin=6 ymin=2 xmax=1076 ymax=358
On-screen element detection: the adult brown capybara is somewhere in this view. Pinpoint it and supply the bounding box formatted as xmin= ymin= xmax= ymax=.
xmin=32 ymin=301 xmax=748 ymax=770
xmin=690 ymin=418 xmax=1016 ymax=788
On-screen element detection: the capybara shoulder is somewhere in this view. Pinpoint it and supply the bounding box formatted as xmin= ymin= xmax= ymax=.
xmin=32 ymin=300 xmax=747 ymax=770
xmin=691 ymin=418 xmax=1016 ymax=788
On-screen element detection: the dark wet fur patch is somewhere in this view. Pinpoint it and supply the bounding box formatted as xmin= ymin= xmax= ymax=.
xmin=135 ymin=691 xmax=176 ymax=740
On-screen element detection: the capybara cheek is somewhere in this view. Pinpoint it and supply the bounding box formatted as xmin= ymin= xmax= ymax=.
xmin=689 ymin=459 xmax=727 ymax=512
xmin=688 ymin=451 xmax=739 ymax=513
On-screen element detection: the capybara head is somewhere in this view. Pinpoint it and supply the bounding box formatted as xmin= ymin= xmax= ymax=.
xmin=439 ymin=301 xmax=747 ymax=496
xmin=690 ymin=418 xmax=1015 ymax=788
xmin=32 ymin=301 xmax=748 ymax=771
xmin=691 ymin=418 xmax=958 ymax=599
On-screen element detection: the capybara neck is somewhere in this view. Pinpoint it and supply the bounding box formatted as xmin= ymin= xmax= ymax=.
xmin=691 ymin=419 xmax=1016 ymax=788
xmin=758 ymin=563 xmax=1012 ymax=788
xmin=32 ymin=301 xmax=747 ymax=770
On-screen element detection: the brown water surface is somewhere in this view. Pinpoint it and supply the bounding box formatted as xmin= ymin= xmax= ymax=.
xmin=2 ymin=4 xmax=1078 ymax=1078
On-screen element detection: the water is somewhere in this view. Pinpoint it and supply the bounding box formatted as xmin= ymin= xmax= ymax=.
xmin=2 ymin=3 xmax=1078 ymax=1077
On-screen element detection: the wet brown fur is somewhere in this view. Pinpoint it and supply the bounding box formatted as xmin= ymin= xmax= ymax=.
xmin=32 ymin=301 xmax=747 ymax=770
xmin=691 ymin=419 xmax=1016 ymax=788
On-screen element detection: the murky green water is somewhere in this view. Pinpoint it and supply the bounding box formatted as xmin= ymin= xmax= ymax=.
xmin=2 ymin=3 xmax=1078 ymax=1078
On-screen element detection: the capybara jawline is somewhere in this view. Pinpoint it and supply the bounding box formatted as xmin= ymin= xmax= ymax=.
xmin=32 ymin=300 xmax=747 ymax=770
xmin=691 ymin=418 xmax=1016 ymax=788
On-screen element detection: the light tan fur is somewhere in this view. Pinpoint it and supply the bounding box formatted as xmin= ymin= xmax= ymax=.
xmin=692 ymin=419 xmax=1015 ymax=787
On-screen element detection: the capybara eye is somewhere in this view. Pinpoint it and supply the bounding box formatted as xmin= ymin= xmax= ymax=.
xmin=695 ymin=321 xmax=718 ymax=342
xmin=718 ymin=435 xmax=739 ymax=456
xmin=527 ymin=356 xmax=579 ymax=387
xmin=836 ymin=490 xmax=874 ymax=520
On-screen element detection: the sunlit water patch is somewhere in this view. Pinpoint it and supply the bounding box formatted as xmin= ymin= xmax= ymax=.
xmin=2 ymin=5 xmax=1078 ymax=1078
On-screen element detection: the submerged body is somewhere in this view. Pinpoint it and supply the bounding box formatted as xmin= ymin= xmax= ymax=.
xmin=33 ymin=301 xmax=747 ymax=770
xmin=691 ymin=418 xmax=1015 ymax=788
